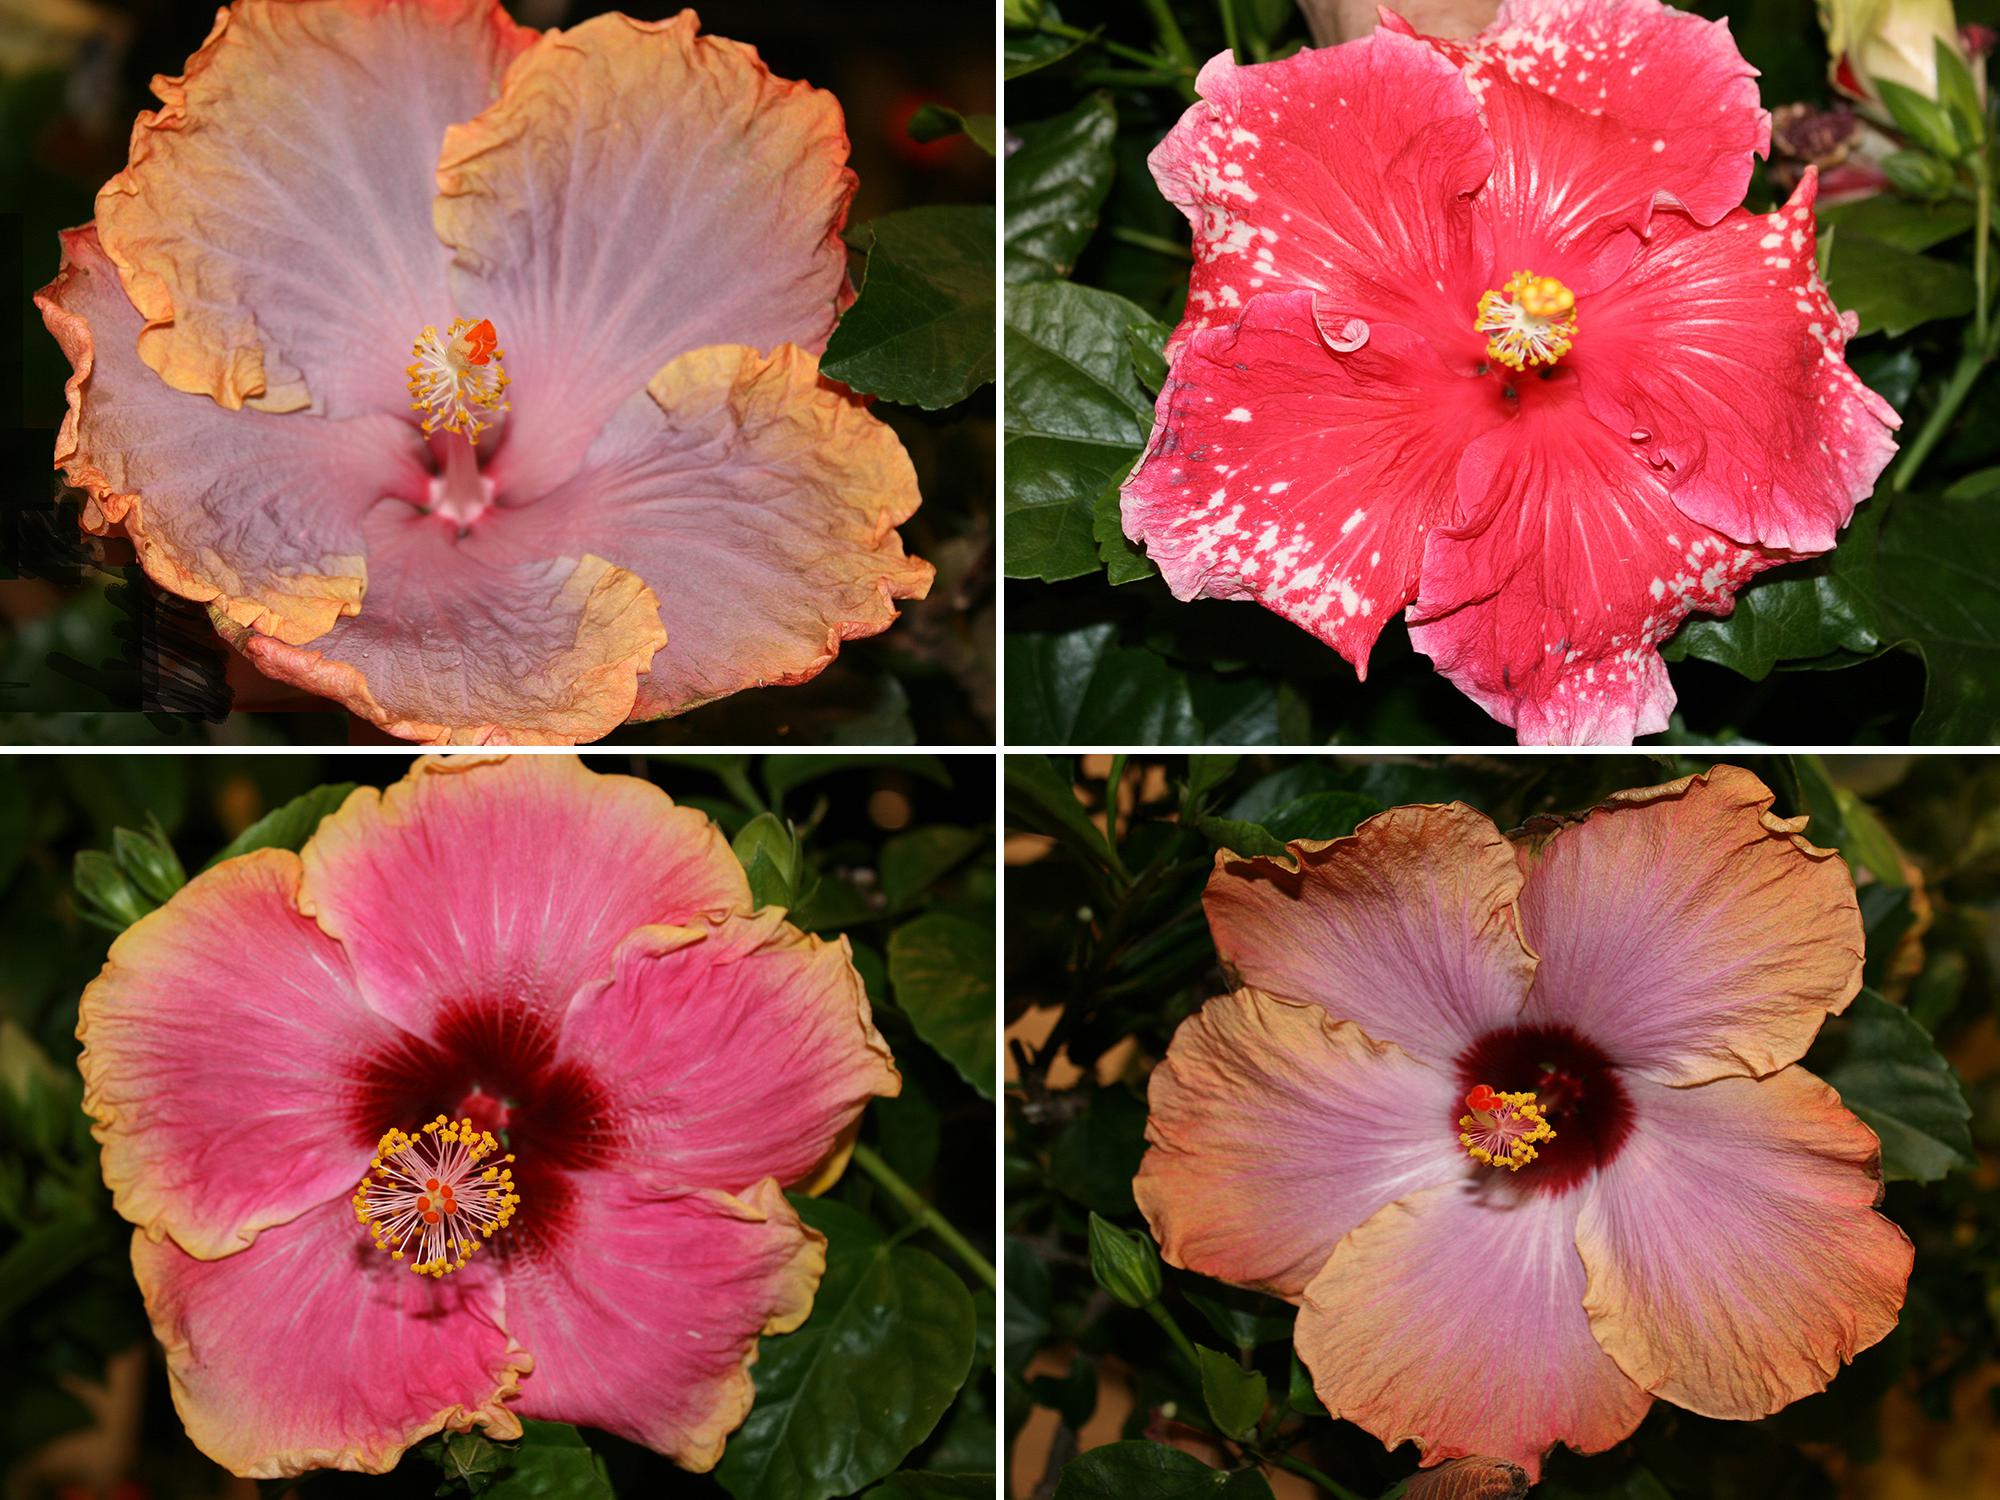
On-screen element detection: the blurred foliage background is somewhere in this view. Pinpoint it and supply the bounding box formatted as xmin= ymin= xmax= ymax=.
xmin=1003 ymin=0 xmax=2000 ymax=744
xmin=0 ymin=751 xmax=996 ymax=1500
xmin=1005 ymin=752 xmax=1999 ymax=1499
xmin=0 ymin=0 xmax=994 ymax=745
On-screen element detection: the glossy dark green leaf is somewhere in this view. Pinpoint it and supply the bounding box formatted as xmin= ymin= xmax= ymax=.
xmin=865 ymin=1474 xmax=997 ymax=1500
xmin=822 ymin=206 xmax=995 ymax=410
xmin=1094 ymin=479 xmax=1158 ymax=585
xmin=881 ymin=825 xmax=985 ymax=908
xmin=907 ymin=105 xmax=996 ymax=155
xmin=1183 ymin=1278 xmax=1295 ymax=1353
xmin=1811 ymin=989 xmax=1974 ymax=1183
xmin=205 ymin=782 xmax=358 ymax=869
xmin=1053 ymin=1442 xmax=1276 ymax=1500
xmin=1049 ymin=1085 xmax=1148 ymax=1215
xmin=1285 ymin=1353 xmax=1325 ymax=1416
xmin=1006 ymin=94 xmax=1117 ymax=283
xmin=1824 ymin=232 xmax=1974 ymax=337
xmin=733 ymin=812 xmax=804 ymax=910
xmin=484 ymin=1422 xmax=613 ymax=1499
xmin=889 ymin=911 xmax=996 ymax=1099
xmin=1876 ymin=492 xmax=2000 ymax=740
xmin=1196 ymin=1346 xmax=1267 ymax=1440
xmin=1006 ymin=622 xmax=1282 ymax=744
xmin=1003 ymin=1235 xmax=1052 ymax=1377
xmin=1005 ymin=23 xmax=1092 ymax=80
xmin=111 ymin=820 xmax=184 ymax=905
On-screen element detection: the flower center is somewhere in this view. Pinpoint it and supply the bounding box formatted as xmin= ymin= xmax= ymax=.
xmin=1474 ymin=271 xmax=1578 ymax=371
xmin=406 ymin=317 xmax=511 ymax=444
xmin=1457 ymin=1083 xmax=1556 ymax=1170
xmin=352 ymin=1114 xmax=520 ymax=1277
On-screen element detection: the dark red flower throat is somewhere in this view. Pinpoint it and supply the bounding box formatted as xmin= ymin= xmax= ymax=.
xmin=1454 ymin=1024 xmax=1633 ymax=1193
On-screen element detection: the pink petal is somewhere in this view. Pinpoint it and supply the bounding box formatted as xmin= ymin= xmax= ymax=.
xmin=1408 ymin=382 xmax=1775 ymax=744
xmin=437 ymin=11 xmax=855 ymax=504
xmin=1576 ymin=1068 xmax=1912 ymax=1419
xmin=1148 ymin=30 xmax=1494 ymax=357
xmin=1297 ymin=1183 xmax=1651 ymax=1480
xmin=298 ymin=756 xmax=749 ymax=1046
xmin=36 ymin=225 xmax=429 ymax=646
xmin=1514 ymin=765 xmax=1864 ymax=1085
xmin=555 ymin=911 xmax=898 ymax=1193
xmin=94 ymin=0 xmax=532 ymax=416
xmin=1573 ymin=173 xmax=1900 ymax=553
xmin=505 ymin=1175 xmax=822 ymax=1469
xmin=490 ymin=344 xmax=932 ymax=721
xmin=1121 ymin=291 xmax=1506 ymax=676
xmin=77 ymin=850 xmax=409 ymax=1260
xmin=1134 ymin=989 xmax=1464 ymax=1299
xmin=1202 ymin=802 xmax=1534 ymax=1066
xmin=131 ymin=1199 xmax=529 ymax=1477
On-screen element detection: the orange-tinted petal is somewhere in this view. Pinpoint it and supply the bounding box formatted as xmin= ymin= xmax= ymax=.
xmin=1514 ymin=765 xmax=1864 ymax=1085
xmin=1576 ymin=1067 xmax=1912 ymax=1420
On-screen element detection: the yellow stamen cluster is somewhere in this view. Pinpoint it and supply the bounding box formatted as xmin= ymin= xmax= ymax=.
xmin=1474 ymin=271 xmax=1578 ymax=371
xmin=406 ymin=317 xmax=511 ymax=444
xmin=1458 ymin=1088 xmax=1556 ymax=1171
xmin=352 ymin=1114 xmax=520 ymax=1277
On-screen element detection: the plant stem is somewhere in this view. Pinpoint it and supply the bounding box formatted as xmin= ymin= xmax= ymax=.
xmin=1266 ymin=1452 xmax=1367 ymax=1500
xmin=1218 ymin=0 xmax=1242 ymax=62
xmin=1140 ymin=0 xmax=1201 ymax=99
xmin=1975 ymin=150 xmax=1993 ymax=349
xmin=1144 ymin=1299 xmax=1202 ymax=1368
xmin=851 ymin=1143 xmax=995 ymax=1288
xmin=1109 ymin=225 xmax=1194 ymax=260
xmin=1037 ymin=17 xmax=1182 ymax=72
xmin=1891 ymin=339 xmax=1988 ymax=491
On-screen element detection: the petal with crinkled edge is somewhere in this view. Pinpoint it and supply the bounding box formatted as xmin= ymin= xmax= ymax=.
xmin=95 ymin=0 xmax=532 ymax=416
xmin=78 ymin=850 xmax=413 ymax=1258
xmin=1404 ymin=1458 xmax=1532 ymax=1500
xmin=216 ymin=499 xmax=665 ymax=744
xmin=1577 ymin=1067 xmax=1911 ymax=1420
xmin=557 ymin=911 xmax=898 ymax=1193
xmin=1148 ymin=31 xmax=1494 ymax=357
xmin=132 ymin=1200 xmax=530 ymax=1477
xmin=1573 ymin=175 xmax=1899 ymax=554
xmin=506 ymin=1176 xmax=822 ymax=1470
xmin=298 ymin=755 xmax=749 ymax=1045
xmin=1298 ymin=1182 xmax=1652 ymax=1480
xmin=36 ymin=226 xmax=428 ymax=645
xmin=439 ymin=11 xmax=854 ymax=503
xmin=1203 ymin=802 xmax=1533 ymax=1066
xmin=1408 ymin=381 xmax=1776 ymax=745
xmin=492 ymin=343 xmax=931 ymax=721
xmin=1124 ymin=291 xmax=1505 ymax=676
xmin=1135 ymin=989 xmax=1464 ymax=1299
xmin=1513 ymin=765 xmax=1863 ymax=1085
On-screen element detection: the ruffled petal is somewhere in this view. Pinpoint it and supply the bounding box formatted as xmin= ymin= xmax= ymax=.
xmin=1121 ymin=291 xmax=1507 ymax=675
xmin=1297 ymin=1183 xmax=1651 ymax=1480
xmin=298 ymin=755 xmax=749 ymax=1044
xmin=1134 ymin=989 xmax=1464 ymax=1299
xmin=1148 ymin=31 xmax=1494 ymax=356
xmin=216 ymin=498 xmax=666 ymax=743
xmin=504 ymin=1176 xmax=822 ymax=1470
xmin=1514 ymin=765 xmax=1863 ymax=1085
xmin=1576 ymin=1068 xmax=1912 ymax=1420
xmin=1202 ymin=802 xmax=1533 ymax=1066
xmin=94 ymin=0 xmax=531 ymax=416
xmin=132 ymin=1199 xmax=529 ymax=1477
xmin=437 ymin=11 xmax=854 ymax=503
xmin=36 ymin=225 xmax=429 ymax=645
xmin=491 ymin=343 xmax=930 ymax=721
xmin=555 ymin=911 xmax=898 ymax=1193
xmin=1573 ymin=174 xmax=1900 ymax=553
xmin=78 ymin=849 xmax=410 ymax=1259
xmin=1407 ymin=382 xmax=1774 ymax=744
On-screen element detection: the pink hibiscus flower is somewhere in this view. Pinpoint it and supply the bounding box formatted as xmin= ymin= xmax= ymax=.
xmin=77 ymin=755 xmax=899 ymax=1475
xmin=1121 ymin=0 xmax=1900 ymax=744
xmin=36 ymin=0 xmax=932 ymax=744
xmin=1135 ymin=766 xmax=1911 ymax=1478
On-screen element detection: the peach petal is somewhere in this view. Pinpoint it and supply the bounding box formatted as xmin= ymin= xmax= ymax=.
xmin=1298 ymin=1183 xmax=1652 ymax=1480
xmin=1134 ymin=989 xmax=1464 ymax=1299
xmin=1514 ymin=765 xmax=1864 ymax=1085
xmin=1203 ymin=802 xmax=1535 ymax=1066
xmin=1577 ymin=1067 xmax=1912 ymax=1419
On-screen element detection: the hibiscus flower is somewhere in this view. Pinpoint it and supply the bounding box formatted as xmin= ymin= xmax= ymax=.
xmin=1120 ymin=0 xmax=1899 ymax=744
xmin=1135 ymin=765 xmax=1911 ymax=1478
xmin=77 ymin=754 xmax=899 ymax=1474
xmin=36 ymin=0 xmax=932 ymax=744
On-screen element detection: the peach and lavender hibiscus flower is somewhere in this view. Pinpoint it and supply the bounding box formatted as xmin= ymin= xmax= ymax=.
xmin=1121 ymin=0 xmax=1899 ymax=744
xmin=76 ymin=755 xmax=899 ymax=1475
xmin=35 ymin=0 xmax=932 ymax=744
xmin=1135 ymin=766 xmax=1911 ymax=1479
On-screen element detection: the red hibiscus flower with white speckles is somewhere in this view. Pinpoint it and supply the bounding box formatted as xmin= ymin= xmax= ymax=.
xmin=1121 ymin=0 xmax=1899 ymax=744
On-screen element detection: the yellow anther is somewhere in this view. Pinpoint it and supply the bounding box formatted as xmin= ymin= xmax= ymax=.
xmin=1474 ymin=270 xmax=1579 ymax=371
xmin=354 ymin=1115 xmax=520 ymax=1275
xmin=406 ymin=319 xmax=510 ymax=444
xmin=1458 ymin=1084 xmax=1556 ymax=1172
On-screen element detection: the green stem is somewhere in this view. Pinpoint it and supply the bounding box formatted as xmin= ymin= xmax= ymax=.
xmin=1077 ymin=66 xmax=1189 ymax=87
xmin=1144 ymin=1299 xmax=1202 ymax=1370
xmin=1891 ymin=340 xmax=1988 ymax=491
xmin=1109 ymin=225 xmax=1194 ymax=260
xmin=1975 ymin=151 xmax=1993 ymax=349
xmin=1265 ymin=1452 xmax=1366 ymax=1500
xmin=1139 ymin=0 xmax=1200 ymax=99
xmin=1038 ymin=17 xmax=1183 ymax=72
xmin=1218 ymin=0 xmax=1242 ymax=62
xmin=850 ymin=1143 xmax=995 ymax=1289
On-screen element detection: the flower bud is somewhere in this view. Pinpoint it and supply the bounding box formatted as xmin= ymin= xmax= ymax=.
xmin=1088 ymin=1211 xmax=1163 ymax=1308
xmin=1820 ymin=0 xmax=1977 ymax=113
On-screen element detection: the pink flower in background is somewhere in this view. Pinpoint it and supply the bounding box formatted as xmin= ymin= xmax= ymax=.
xmin=1136 ymin=766 xmax=1912 ymax=1478
xmin=1121 ymin=0 xmax=1900 ymax=744
xmin=78 ymin=755 xmax=898 ymax=1475
xmin=36 ymin=0 xmax=931 ymax=744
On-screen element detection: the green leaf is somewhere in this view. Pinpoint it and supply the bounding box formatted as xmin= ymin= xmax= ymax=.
xmin=822 ymin=206 xmax=995 ymax=410
xmin=1053 ymin=1442 xmax=1276 ymax=1500
xmin=1049 ymin=1085 xmax=1148 ymax=1215
xmin=881 ymin=825 xmax=985 ymax=909
xmin=1006 ymin=622 xmax=1282 ymax=744
xmin=0 ymin=1204 xmax=115 ymax=1326
xmin=1182 ymin=1278 xmax=1295 ymax=1352
xmin=112 ymin=819 xmax=185 ymax=905
xmin=1873 ymin=77 xmax=1964 ymax=159
xmin=72 ymin=848 xmax=149 ymax=932
xmin=1003 ymin=1235 xmax=1052 ymax=1377
xmin=1196 ymin=1346 xmax=1267 ymax=1440
xmin=889 ymin=912 xmax=996 ymax=1099
xmin=1933 ymin=37 xmax=1987 ymax=150
xmin=733 ymin=812 xmax=804 ymax=910
xmin=907 ymin=105 xmax=996 ymax=155
xmin=1006 ymin=94 xmax=1117 ymax=284
xmin=865 ymin=1475 xmax=997 ymax=1500
xmin=764 ymin=755 xmax=951 ymax=804
xmin=486 ymin=1423 xmax=613 ymax=1499
xmin=1824 ymin=232 xmax=1975 ymax=337
xmin=205 ymin=782 xmax=358 ymax=869
xmin=1005 ymin=23 xmax=1091 ymax=81
xmin=1810 ymin=989 xmax=1974 ymax=1183
xmin=1093 ymin=479 xmax=1157 ymax=585
xmin=1818 ymin=195 xmax=1975 ymax=251
xmin=1943 ymin=466 xmax=2000 ymax=499
xmin=717 ymin=1198 xmax=977 ymax=1500
xmin=1286 ymin=1354 xmax=1325 ymax=1416
xmin=1876 ymin=492 xmax=2000 ymax=740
